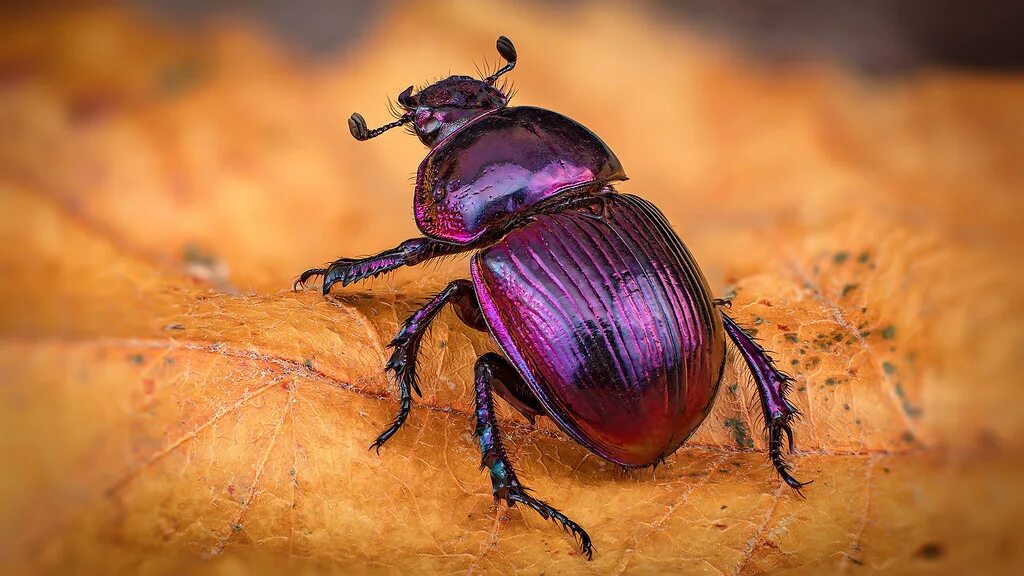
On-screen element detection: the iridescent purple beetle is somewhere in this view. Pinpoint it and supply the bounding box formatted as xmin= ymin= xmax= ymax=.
xmin=297 ymin=36 xmax=808 ymax=559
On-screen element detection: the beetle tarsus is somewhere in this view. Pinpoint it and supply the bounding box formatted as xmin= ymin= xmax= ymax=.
xmin=369 ymin=394 xmax=411 ymax=453
xmin=295 ymin=257 xmax=381 ymax=294
xmin=769 ymin=418 xmax=812 ymax=495
xmin=293 ymin=267 xmax=327 ymax=291
xmin=508 ymin=492 xmax=594 ymax=560
xmin=721 ymin=312 xmax=811 ymax=495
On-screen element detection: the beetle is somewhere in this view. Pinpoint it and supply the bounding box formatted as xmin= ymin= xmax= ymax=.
xmin=296 ymin=36 xmax=808 ymax=559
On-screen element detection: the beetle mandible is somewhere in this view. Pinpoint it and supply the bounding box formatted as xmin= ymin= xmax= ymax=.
xmin=296 ymin=36 xmax=808 ymax=559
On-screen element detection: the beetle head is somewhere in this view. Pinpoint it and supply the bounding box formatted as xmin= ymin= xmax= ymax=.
xmin=398 ymin=76 xmax=508 ymax=147
xmin=347 ymin=36 xmax=517 ymax=148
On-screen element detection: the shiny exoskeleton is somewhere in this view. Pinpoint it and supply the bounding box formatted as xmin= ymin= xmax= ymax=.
xmin=296 ymin=36 xmax=808 ymax=559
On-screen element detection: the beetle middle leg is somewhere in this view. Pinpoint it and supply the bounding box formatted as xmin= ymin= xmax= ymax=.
xmin=473 ymin=352 xmax=593 ymax=560
xmin=370 ymin=279 xmax=476 ymax=451
xmin=721 ymin=312 xmax=812 ymax=494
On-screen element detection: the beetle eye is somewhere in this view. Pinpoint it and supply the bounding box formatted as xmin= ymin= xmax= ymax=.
xmin=420 ymin=117 xmax=441 ymax=134
xmin=398 ymin=86 xmax=416 ymax=108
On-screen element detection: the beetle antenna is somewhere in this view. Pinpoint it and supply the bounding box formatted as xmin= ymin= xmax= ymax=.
xmin=484 ymin=36 xmax=517 ymax=85
xmin=348 ymin=112 xmax=411 ymax=141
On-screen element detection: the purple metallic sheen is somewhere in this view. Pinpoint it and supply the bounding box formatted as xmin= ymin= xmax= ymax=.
xmin=471 ymin=193 xmax=726 ymax=466
xmin=415 ymin=106 xmax=627 ymax=244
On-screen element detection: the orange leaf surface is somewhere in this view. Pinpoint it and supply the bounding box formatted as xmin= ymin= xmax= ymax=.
xmin=1 ymin=2 xmax=1022 ymax=574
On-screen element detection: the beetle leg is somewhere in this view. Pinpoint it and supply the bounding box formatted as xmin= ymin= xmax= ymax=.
xmin=451 ymin=287 xmax=489 ymax=333
xmin=481 ymin=351 xmax=545 ymax=425
xmin=721 ymin=312 xmax=812 ymax=495
xmin=452 ymin=295 xmax=545 ymax=424
xmin=370 ymin=279 xmax=475 ymax=452
xmin=294 ymin=237 xmax=467 ymax=294
xmin=473 ymin=353 xmax=593 ymax=560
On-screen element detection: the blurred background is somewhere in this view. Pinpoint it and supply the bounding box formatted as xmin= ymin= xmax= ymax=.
xmin=132 ymin=0 xmax=1024 ymax=73
xmin=1 ymin=1 xmax=1022 ymax=574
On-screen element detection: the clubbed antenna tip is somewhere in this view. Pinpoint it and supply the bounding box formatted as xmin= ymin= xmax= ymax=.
xmin=496 ymin=36 xmax=517 ymax=63
xmin=348 ymin=113 xmax=370 ymax=140
xmin=485 ymin=36 xmax=518 ymax=85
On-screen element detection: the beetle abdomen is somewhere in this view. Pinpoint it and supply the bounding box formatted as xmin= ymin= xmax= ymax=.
xmin=415 ymin=107 xmax=626 ymax=245
xmin=471 ymin=193 xmax=726 ymax=466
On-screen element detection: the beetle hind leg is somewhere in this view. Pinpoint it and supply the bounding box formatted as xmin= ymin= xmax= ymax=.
xmin=473 ymin=353 xmax=593 ymax=560
xmin=721 ymin=312 xmax=812 ymax=494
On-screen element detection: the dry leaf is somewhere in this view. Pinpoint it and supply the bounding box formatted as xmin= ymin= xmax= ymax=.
xmin=1 ymin=2 xmax=1022 ymax=574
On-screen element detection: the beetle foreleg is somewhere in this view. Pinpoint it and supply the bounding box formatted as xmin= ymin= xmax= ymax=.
xmin=473 ymin=353 xmax=593 ymax=560
xmin=294 ymin=237 xmax=467 ymax=294
xmin=721 ymin=312 xmax=812 ymax=495
xmin=370 ymin=279 xmax=476 ymax=452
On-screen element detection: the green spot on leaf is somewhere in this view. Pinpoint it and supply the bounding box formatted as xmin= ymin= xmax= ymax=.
xmin=724 ymin=418 xmax=755 ymax=449
xmin=894 ymin=382 xmax=923 ymax=418
xmin=183 ymin=244 xmax=218 ymax=267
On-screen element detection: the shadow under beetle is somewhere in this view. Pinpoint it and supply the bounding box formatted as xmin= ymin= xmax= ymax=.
xmin=296 ymin=36 xmax=809 ymax=560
